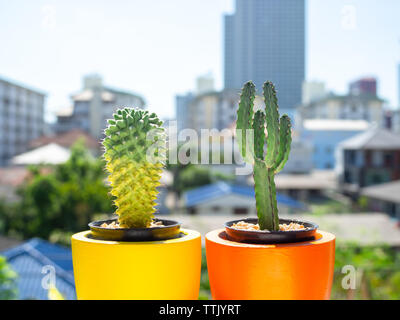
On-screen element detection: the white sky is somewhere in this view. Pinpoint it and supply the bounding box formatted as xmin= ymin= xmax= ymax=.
xmin=0 ymin=0 xmax=399 ymax=122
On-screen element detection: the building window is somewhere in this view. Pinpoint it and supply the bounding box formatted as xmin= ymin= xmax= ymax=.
xmin=386 ymin=203 xmax=396 ymax=217
xmin=347 ymin=150 xmax=356 ymax=165
xmin=372 ymin=151 xmax=383 ymax=167
xmin=355 ymin=150 xmax=364 ymax=166
xmin=344 ymin=170 xmax=352 ymax=183
xmin=383 ymin=153 xmax=393 ymax=167
xmin=371 ymin=174 xmax=383 ymax=185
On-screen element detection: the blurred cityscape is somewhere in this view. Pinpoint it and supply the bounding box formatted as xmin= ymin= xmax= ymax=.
xmin=1 ymin=0 xmax=400 ymax=300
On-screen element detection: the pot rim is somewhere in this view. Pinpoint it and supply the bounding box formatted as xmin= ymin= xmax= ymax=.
xmin=88 ymin=217 xmax=181 ymax=231
xmin=224 ymin=217 xmax=318 ymax=233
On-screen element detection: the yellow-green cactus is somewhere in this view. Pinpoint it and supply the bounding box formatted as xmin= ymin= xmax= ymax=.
xmin=102 ymin=108 xmax=166 ymax=228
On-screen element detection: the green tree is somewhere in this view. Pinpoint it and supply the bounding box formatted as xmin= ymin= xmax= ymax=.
xmin=175 ymin=165 xmax=234 ymax=193
xmin=1 ymin=140 xmax=114 ymax=243
xmin=332 ymin=243 xmax=400 ymax=300
xmin=0 ymin=256 xmax=17 ymax=300
xmin=166 ymin=142 xmax=236 ymax=196
xmin=53 ymin=140 xmax=114 ymax=232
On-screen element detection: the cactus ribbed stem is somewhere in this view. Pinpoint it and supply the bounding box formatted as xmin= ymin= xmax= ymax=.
xmin=103 ymin=107 xmax=165 ymax=228
xmin=254 ymin=158 xmax=279 ymax=231
xmin=253 ymin=110 xmax=266 ymax=160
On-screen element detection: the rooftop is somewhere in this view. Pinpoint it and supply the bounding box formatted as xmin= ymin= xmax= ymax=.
xmin=71 ymin=86 xmax=145 ymax=105
xmin=361 ymin=180 xmax=400 ymax=204
xmin=55 ymin=105 xmax=74 ymax=117
xmin=0 ymin=166 xmax=31 ymax=187
xmin=71 ymin=89 xmax=115 ymax=102
xmin=0 ymin=236 xmax=21 ymax=251
xmin=29 ymin=129 xmax=100 ymax=151
xmin=303 ymin=119 xmax=370 ymax=131
xmin=183 ymin=181 xmax=305 ymax=209
xmin=302 ymin=92 xmax=385 ymax=106
xmin=1 ymin=238 xmax=75 ymax=300
xmin=339 ymin=128 xmax=400 ymax=150
xmin=249 ymin=170 xmax=337 ymax=190
xmin=0 ymin=75 xmax=46 ymax=96
xmin=0 ymin=167 xmax=53 ymax=201
xmin=11 ymin=143 xmax=71 ymax=165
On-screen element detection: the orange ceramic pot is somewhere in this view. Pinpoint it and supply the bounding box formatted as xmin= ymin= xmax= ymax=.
xmin=205 ymin=229 xmax=335 ymax=300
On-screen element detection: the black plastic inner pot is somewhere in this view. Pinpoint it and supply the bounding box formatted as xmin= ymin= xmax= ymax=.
xmin=224 ymin=218 xmax=318 ymax=244
xmin=88 ymin=218 xmax=182 ymax=242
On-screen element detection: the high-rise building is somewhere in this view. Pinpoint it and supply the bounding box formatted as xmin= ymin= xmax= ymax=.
xmin=176 ymin=92 xmax=194 ymax=134
xmin=224 ymin=0 xmax=305 ymax=115
xmin=175 ymin=74 xmax=215 ymax=134
xmin=0 ymin=76 xmax=46 ymax=166
xmin=54 ymin=74 xmax=146 ymax=139
xmin=196 ymin=73 xmax=215 ymax=95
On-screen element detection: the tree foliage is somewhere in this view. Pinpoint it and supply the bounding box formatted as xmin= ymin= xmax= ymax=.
xmin=171 ymin=164 xmax=234 ymax=194
xmin=0 ymin=140 xmax=114 ymax=242
xmin=332 ymin=243 xmax=400 ymax=300
xmin=0 ymin=256 xmax=17 ymax=300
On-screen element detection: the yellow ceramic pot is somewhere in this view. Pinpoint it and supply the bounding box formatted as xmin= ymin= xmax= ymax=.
xmin=71 ymin=229 xmax=201 ymax=300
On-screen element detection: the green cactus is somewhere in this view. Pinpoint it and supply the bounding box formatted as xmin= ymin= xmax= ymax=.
xmin=102 ymin=107 xmax=166 ymax=228
xmin=236 ymin=81 xmax=292 ymax=231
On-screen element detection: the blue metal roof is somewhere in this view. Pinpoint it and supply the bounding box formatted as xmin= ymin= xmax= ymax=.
xmin=1 ymin=238 xmax=76 ymax=300
xmin=184 ymin=181 xmax=305 ymax=209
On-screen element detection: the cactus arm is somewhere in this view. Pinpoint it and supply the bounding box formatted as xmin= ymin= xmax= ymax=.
xmin=103 ymin=107 xmax=165 ymax=228
xmin=253 ymin=110 xmax=266 ymax=160
xmin=273 ymin=114 xmax=292 ymax=174
xmin=236 ymin=81 xmax=256 ymax=164
xmin=253 ymin=158 xmax=279 ymax=231
xmin=263 ymin=81 xmax=280 ymax=168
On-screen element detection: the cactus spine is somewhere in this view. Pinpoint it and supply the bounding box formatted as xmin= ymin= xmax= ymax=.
xmin=236 ymin=81 xmax=292 ymax=231
xmin=102 ymin=107 xmax=166 ymax=228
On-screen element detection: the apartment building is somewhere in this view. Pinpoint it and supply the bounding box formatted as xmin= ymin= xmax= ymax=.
xmin=54 ymin=74 xmax=145 ymax=139
xmin=0 ymin=76 xmax=46 ymax=166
